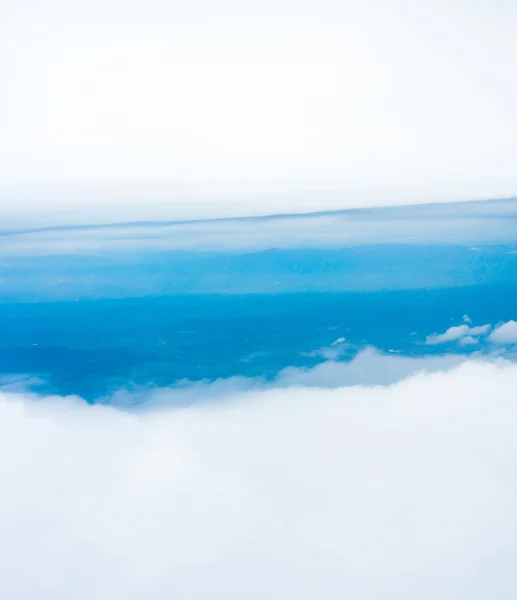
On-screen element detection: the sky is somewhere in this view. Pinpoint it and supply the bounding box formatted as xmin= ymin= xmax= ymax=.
xmin=1 ymin=0 xmax=517 ymax=223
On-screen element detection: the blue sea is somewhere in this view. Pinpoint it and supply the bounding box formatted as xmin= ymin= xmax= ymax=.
xmin=1 ymin=198 xmax=516 ymax=401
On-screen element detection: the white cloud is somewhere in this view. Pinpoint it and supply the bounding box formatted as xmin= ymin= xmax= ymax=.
xmin=489 ymin=320 xmax=517 ymax=345
xmin=469 ymin=325 xmax=492 ymax=336
xmin=103 ymin=349 xmax=467 ymax=408
xmin=1 ymin=357 xmax=517 ymax=599
xmin=458 ymin=335 xmax=478 ymax=346
xmin=276 ymin=348 xmax=464 ymax=389
xmin=426 ymin=325 xmax=470 ymax=344
xmin=426 ymin=323 xmax=491 ymax=345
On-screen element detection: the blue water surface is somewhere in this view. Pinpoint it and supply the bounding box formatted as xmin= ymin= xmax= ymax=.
xmin=1 ymin=200 xmax=516 ymax=400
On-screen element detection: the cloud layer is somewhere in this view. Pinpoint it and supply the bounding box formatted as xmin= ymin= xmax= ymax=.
xmin=2 ymin=198 xmax=517 ymax=254
xmin=2 ymin=356 xmax=517 ymax=599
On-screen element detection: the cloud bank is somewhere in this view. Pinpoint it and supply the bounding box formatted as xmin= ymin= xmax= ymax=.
xmin=1 ymin=357 xmax=517 ymax=599
xmin=426 ymin=319 xmax=517 ymax=348
xmin=2 ymin=198 xmax=517 ymax=254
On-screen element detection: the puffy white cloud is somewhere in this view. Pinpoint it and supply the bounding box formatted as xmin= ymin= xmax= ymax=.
xmin=426 ymin=324 xmax=470 ymax=344
xmin=1 ymin=356 xmax=517 ymax=599
xmin=489 ymin=320 xmax=517 ymax=345
xmin=426 ymin=323 xmax=491 ymax=345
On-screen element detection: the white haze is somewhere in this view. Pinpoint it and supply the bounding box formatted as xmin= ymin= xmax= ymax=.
xmin=1 ymin=0 xmax=517 ymax=223
xmin=2 ymin=356 xmax=517 ymax=599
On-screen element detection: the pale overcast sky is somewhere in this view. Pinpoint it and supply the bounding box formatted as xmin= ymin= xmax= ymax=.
xmin=1 ymin=0 xmax=517 ymax=223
